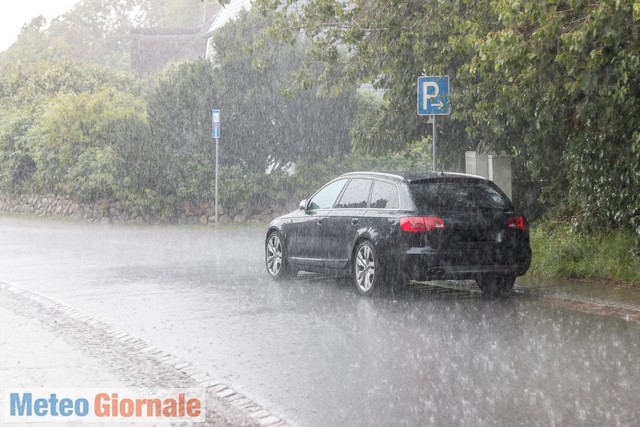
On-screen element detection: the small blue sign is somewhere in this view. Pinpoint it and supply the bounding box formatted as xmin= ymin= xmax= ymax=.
xmin=417 ymin=76 xmax=450 ymax=115
xmin=212 ymin=109 xmax=221 ymax=139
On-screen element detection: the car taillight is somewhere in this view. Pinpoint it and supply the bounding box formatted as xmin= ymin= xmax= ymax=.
xmin=400 ymin=217 xmax=446 ymax=233
xmin=508 ymin=216 xmax=529 ymax=231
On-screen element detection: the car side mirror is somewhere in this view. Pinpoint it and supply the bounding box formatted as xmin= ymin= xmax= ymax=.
xmin=299 ymin=199 xmax=308 ymax=210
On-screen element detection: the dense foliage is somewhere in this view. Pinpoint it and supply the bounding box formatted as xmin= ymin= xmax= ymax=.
xmin=0 ymin=0 xmax=638 ymax=252
xmin=210 ymin=11 xmax=356 ymax=170
xmin=251 ymin=0 xmax=640 ymax=241
xmin=0 ymin=60 xmax=144 ymax=196
xmin=0 ymin=9 xmax=358 ymax=219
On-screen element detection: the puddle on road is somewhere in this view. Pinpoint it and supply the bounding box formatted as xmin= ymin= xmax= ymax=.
xmin=516 ymin=276 xmax=640 ymax=322
xmin=294 ymin=273 xmax=640 ymax=323
xmin=404 ymin=278 xmax=640 ymax=324
xmin=517 ymin=276 xmax=640 ymax=305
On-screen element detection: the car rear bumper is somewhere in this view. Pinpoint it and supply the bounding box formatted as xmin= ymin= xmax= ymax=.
xmin=392 ymin=246 xmax=531 ymax=280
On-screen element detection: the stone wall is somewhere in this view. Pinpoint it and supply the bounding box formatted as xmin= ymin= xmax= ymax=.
xmin=0 ymin=193 xmax=289 ymax=225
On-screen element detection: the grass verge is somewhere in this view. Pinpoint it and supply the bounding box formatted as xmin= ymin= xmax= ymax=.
xmin=528 ymin=224 xmax=640 ymax=284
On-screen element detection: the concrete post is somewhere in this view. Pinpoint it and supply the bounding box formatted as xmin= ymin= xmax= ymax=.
xmin=465 ymin=151 xmax=513 ymax=200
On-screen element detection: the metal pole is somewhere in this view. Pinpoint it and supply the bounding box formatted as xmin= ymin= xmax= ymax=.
xmin=432 ymin=115 xmax=437 ymax=172
xmin=215 ymin=138 xmax=219 ymax=226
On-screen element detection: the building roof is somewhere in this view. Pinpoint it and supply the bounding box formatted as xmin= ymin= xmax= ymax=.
xmin=204 ymin=0 xmax=252 ymax=37
xmin=204 ymin=0 xmax=252 ymax=58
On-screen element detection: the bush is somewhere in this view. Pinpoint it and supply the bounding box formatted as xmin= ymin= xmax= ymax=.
xmin=219 ymin=165 xmax=290 ymax=218
xmin=66 ymin=146 xmax=116 ymax=202
xmin=529 ymin=223 xmax=640 ymax=283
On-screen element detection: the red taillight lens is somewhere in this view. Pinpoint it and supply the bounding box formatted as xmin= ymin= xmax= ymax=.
xmin=400 ymin=217 xmax=446 ymax=233
xmin=508 ymin=216 xmax=529 ymax=231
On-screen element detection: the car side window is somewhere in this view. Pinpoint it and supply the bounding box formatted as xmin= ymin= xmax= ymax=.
xmin=335 ymin=179 xmax=372 ymax=209
xmin=369 ymin=180 xmax=399 ymax=209
xmin=307 ymin=179 xmax=348 ymax=210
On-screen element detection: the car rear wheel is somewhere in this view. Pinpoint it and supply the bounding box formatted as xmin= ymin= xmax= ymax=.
xmin=354 ymin=241 xmax=381 ymax=296
xmin=476 ymin=274 xmax=516 ymax=297
xmin=266 ymin=231 xmax=294 ymax=280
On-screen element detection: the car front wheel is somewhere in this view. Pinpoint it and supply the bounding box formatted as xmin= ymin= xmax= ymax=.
xmin=265 ymin=231 xmax=294 ymax=280
xmin=354 ymin=241 xmax=382 ymax=296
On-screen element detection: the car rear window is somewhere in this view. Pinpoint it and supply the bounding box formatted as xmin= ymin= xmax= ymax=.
xmin=369 ymin=180 xmax=399 ymax=209
xmin=336 ymin=179 xmax=372 ymax=209
xmin=410 ymin=179 xmax=512 ymax=213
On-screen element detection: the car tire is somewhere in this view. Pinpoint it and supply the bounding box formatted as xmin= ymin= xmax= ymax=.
xmin=265 ymin=231 xmax=295 ymax=280
xmin=476 ymin=274 xmax=516 ymax=297
xmin=353 ymin=240 xmax=383 ymax=296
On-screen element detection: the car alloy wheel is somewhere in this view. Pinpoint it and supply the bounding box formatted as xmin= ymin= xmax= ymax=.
xmin=266 ymin=232 xmax=284 ymax=279
xmin=355 ymin=241 xmax=377 ymax=294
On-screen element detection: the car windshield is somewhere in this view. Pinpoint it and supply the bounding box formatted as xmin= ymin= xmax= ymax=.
xmin=410 ymin=179 xmax=512 ymax=213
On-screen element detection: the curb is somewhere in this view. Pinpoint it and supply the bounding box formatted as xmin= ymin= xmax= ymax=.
xmin=516 ymin=286 xmax=640 ymax=322
xmin=1 ymin=282 xmax=289 ymax=427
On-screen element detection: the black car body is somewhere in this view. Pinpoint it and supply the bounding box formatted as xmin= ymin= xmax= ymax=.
xmin=265 ymin=171 xmax=531 ymax=296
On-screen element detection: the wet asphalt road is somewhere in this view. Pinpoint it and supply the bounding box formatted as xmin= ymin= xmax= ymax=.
xmin=1 ymin=216 xmax=640 ymax=426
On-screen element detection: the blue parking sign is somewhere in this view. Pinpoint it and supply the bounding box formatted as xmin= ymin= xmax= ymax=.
xmin=417 ymin=76 xmax=450 ymax=115
xmin=212 ymin=109 xmax=221 ymax=139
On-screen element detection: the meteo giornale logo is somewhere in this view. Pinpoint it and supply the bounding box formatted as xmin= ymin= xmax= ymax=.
xmin=2 ymin=389 xmax=205 ymax=423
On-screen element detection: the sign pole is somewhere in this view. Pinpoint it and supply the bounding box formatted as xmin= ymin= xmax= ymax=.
xmin=432 ymin=115 xmax=437 ymax=172
xmin=215 ymin=137 xmax=219 ymax=226
xmin=211 ymin=109 xmax=221 ymax=227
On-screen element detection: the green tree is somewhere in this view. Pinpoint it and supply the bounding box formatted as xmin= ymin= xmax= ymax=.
xmin=349 ymin=92 xmax=401 ymax=156
xmin=145 ymin=58 xmax=218 ymax=205
xmin=0 ymin=59 xmax=142 ymax=106
xmin=26 ymin=88 xmax=146 ymax=195
xmin=0 ymin=59 xmax=143 ymax=195
xmin=253 ymin=0 xmax=491 ymax=169
xmin=0 ymin=106 xmax=37 ymax=193
xmin=211 ymin=10 xmax=355 ymax=170
xmin=460 ymin=0 xmax=640 ymax=233
xmin=253 ymin=0 xmax=640 ymax=237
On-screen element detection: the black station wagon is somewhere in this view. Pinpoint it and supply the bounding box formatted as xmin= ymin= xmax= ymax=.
xmin=265 ymin=171 xmax=531 ymax=296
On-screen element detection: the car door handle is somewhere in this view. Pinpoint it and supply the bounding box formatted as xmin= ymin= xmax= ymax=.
xmin=351 ymin=218 xmax=359 ymax=225
xmin=316 ymin=219 xmax=324 ymax=225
